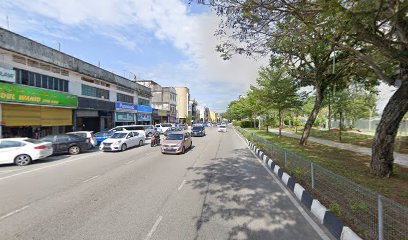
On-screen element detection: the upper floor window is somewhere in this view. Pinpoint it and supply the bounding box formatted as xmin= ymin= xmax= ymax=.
xmin=81 ymin=84 xmax=109 ymax=99
xmin=138 ymin=98 xmax=150 ymax=106
xmin=14 ymin=68 xmax=69 ymax=92
xmin=117 ymin=93 xmax=134 ymax=104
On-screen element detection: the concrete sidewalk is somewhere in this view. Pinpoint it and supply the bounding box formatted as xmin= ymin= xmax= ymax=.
xmin=268 ymin=129 xmax=408 ymax=167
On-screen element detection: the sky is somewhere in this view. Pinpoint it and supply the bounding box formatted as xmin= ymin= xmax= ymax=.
xmin=0 ymin=0 xmax=396 ymax=113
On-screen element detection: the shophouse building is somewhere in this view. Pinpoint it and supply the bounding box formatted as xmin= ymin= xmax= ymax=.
xmin=0 ymin=28 xmax=151 ymax=138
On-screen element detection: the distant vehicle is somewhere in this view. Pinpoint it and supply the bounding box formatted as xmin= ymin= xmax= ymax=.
xmin=218 ymin=125 xmax=227 ymax=132
xmin=94 ymin=131 xmax=115 ymax=145
xmin=191 ymin=126 xmax=205 ymax=137
xmin=109 ymin=125 xmax=146 ymax=138
xmin=40 ymin=134 xmax=90 ymax=155
xmin=155 ymin=123 xmax=173 ymax=133
xmin=67 ymin=131 xmax=97 ymax=147
xmin=163 ymin=127 xmax=181 ymax=136
xmin=161 ymin=131 xmax=192 ymax=154
xmin=143 ymin=125 xmax=155 ymax=137
xmin=178 ymin=124 xmax=187 ymax=130
xmin=100 ymin=131 xmax=145 ymax=152
xmin=0 ymin=138 xmax=53 ymax=166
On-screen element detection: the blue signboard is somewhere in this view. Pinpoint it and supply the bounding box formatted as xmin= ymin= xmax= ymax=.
xmin=116 ymin=102 xmax=137 ymax=111
xmin=138 ymin=113 xmax=152 ymax=122
xmin=137 ymin=105 xmax=153 ymax=113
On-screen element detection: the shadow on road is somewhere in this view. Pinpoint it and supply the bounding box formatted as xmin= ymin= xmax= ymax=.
xmin=187 ymin=148 xmax=319 ymax=240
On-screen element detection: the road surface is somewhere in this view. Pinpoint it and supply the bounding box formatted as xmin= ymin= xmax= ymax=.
xmin=0 ymin=127 xmax=330 ymax=240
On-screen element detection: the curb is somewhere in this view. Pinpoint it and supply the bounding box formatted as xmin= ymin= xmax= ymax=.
xmin=244 ymin=138 xmax=361 ymax=240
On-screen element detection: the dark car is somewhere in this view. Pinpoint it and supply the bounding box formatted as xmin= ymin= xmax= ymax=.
xmin=192 ymin=126 xmax=205 ymax=137
xmin=40 ymin=134 xmax=91 ymax=155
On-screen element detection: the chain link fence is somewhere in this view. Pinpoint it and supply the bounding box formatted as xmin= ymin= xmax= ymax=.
xmin=237 ymin=127 xmax=408 ymax=240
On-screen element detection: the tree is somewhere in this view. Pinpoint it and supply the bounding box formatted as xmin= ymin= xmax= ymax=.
xmin=255 ymin=65 xmax=306 ymax=136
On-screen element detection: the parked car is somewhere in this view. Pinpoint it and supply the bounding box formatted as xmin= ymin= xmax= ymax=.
xmin=191 ymin=126 xmax=205 ymax=137
xmin=109 ymin=125 xmax=146 ymax=138
xmin=218 ymin=125 xmax=227 ymax=132
xmin=143 ymin=125 xmax=156 ymax=137
xmin=100 ymin=131 xmax=145 ymax=152
xmin=67 ymin=131 xmax=97 ymax=147
xmin=0 ymin=138 xmax=53 ymax=166
xmin=94 ymin=131 xmax=115 ymax=145
xmin=155 ymin=123 xmax=173 ymax=133
xmin=161 ymin=131 xmax=192 ymax=154
xmin=40 ymin=134 xmax=91 ymax=155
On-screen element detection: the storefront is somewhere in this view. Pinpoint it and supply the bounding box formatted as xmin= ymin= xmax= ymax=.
xmin=0 ymin=82 xmax=77 ymax=138
xmin=152 ymin=109 xmax=169 ymax=124
xmin=169 ymin=113 xmax=177 ymax=123
xmin=137 ymin=105 xmax=152 ymax=125
xmin=75 ymin=97 xmax=114 ymax=132
xmin=115 ymin=102 xmax=137 ymax=126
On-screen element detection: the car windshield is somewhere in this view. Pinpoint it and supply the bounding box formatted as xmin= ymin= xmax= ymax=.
xmin=94 ymin=132 xmax=104 ymax=137
xmin=162 ymin=124 xmax=172 ymax=127
xmin=192 ymin=127 xmax=202 ymax=131
xmin=110 ymin=133 xmax=127 ymax=139
xmin=166 ymin=134 xmax=184 ymax=140
xmin=23 ymin=139 xmax=44 ymax=144
xmin=220 ymin=126 xmax=226 ymax=128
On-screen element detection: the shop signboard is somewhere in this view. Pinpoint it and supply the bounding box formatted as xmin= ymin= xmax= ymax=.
xmin=158 ymin=109 xmax=167 ymax=117
xmin=115 ymin=112 xmax=135 ymax=122
xmin=0 ymin=67 xmax=15 ymax=83
xmin=153 ymin=109 xmax=159 ymax=117
xmin=138 ymin=113 xmax=152 ymax=122
xmin=137 ymin=105 xmax=153 ymax=113
xmin=0 ymin=83 xmax=77 ymax=107
xmin=116 ymin=102 xmax=137 ymax=112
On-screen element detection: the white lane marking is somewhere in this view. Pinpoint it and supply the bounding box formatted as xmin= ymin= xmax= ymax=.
xmin=0 ymin=153 xmax=102 ymax=181
xmin=145 ymin=215 xmax=163 ymax=240
xmin=0 ymin=205 xmax=29 ymax=221
xmin=82 ymin=175 xmax=99 ymax=183
xmin=178 ymin=180 xmax=186 ymax=191
xmin=234 ymin=130 xmax=330 ymax=240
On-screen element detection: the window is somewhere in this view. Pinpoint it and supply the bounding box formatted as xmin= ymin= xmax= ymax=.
xmin=138 ymin=98 xmax=150 ymax=106
xmin=21 ymin=70 xmax=29 ymax=85
xmin=28 ymin=72 xmax=35 ymax=86
xmin=35 ymin=73 xmax=41 ymax=87
xmin=117 ymin=93 xmax=134 ymax=103
xmin=0 ymin=140 xmax=25 ymax=148
xmin=41 ymin=76 xmax=48 ymax=88
xmin=13 ymin=68 xmax=69 ymax=92
xmin=82 ymin=84 xmax=109 ymax=99
xmin=48 ymin=77 xmax=54 ymax=89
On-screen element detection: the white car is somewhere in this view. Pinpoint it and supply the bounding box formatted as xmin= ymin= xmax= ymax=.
xmin=67 ymin=131 xmax=97 ymax=147
xmin=100 ymin=131 xmax=145 ymax=152
xmin=155 ymin=123 xmax=173 ymax=133
xmin=0 ymin=138 xmax=53 ymax=166
xmin=218 ymin=125 xmax=227 ymax=132
xmin=109 ymin=125 xmax=146 ymax=138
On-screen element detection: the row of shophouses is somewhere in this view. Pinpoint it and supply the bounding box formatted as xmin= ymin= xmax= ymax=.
xmin=0 ymin=28 xmax=216 ymax=138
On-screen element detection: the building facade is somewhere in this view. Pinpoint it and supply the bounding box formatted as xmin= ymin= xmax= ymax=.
xmin=175 ymin=87 xmax=190 ymax=123
xmin=0 ymin=28 xmax=152 ymax=138
xmin=137 ymin=80 xmax=177 ymax=123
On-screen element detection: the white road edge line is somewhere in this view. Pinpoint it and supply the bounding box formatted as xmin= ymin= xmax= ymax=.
xmin=145 ymin=215 xmax=163 ymax=240
xmin=0 ymin=153 xmax=102 ymax=181
xmin=0 ymin=205 xmax=29 ymax=221
xmin=234 ymin=130 xmax=330 ymax=240
xmin=82 ymin=175 xmax=99 ymax=183
xmin=178 ymin=180 xmax=186 ymax=191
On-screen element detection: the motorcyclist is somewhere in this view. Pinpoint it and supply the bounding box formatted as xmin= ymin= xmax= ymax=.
xmin=151 ymin=128 xmax=161 ymax=146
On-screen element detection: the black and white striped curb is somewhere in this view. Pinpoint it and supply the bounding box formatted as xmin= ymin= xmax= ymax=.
xmin=244 ymin=138 xmax=361 ymax=240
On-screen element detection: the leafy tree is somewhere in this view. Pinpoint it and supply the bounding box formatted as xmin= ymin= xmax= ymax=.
xmin=255 ymin=65 xmax=306 ymax=136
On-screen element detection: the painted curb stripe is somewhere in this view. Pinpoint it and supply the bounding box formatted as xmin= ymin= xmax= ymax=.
xmin=287 ymin=177 xmax=296 ymax=191
xmin=267 ymin=159 xmax=273 ymax=168
xmin=301 ymin=190 xmax=314 ymax=210
xmin=341 ymin=227 xmax=362 ymax=240
xmin=323 ymin=211 xmax=344 ymax=240
xmin=294 ymin=183 xmax=305 ymax=201
xmin=281 ymin=172 xmax=290 ymax=185
xmin=311 ymin=199 xmax=328 ymax=224
xmin=274 ymin=165 xmax=280 ymax=175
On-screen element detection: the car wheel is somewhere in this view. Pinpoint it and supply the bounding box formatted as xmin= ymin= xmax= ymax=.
xmin=14 ymin=154 xmax=32 ymax=166
xmin=181 ymin=146 xmax=185 ymax=154
xmin=121 ymin=144 xmax=127 ymax=151
xmin=190 ymin=141 xmax=192 ymax=149
xmin=68 ymin=146 xmax=81 ymax=155
xmin=139 ymin=140 xmax=143 ymax=147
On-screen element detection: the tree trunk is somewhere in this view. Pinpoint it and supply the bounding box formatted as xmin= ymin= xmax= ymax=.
xmin=328 ymin=92 xmax=332 ymax=134
xmin=300 ymin=86 xmax=324 ymax=145
xmin=371 ymin=80 xmax=408 ymax=177
xmin=278 ymin=109 xmax=282 ymax=136
xmin=339 ymin=110 xmax=343 ymax=142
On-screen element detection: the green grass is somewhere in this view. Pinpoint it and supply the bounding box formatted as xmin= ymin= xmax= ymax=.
xmin=245 ymin=128 xmax=408 ymax=206
xmin=283 ymin=127 xmax=408 ymax=154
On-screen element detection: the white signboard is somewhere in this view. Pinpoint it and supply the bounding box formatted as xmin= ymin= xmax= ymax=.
xmin=0 ymin=67 xmax=15 ymax=83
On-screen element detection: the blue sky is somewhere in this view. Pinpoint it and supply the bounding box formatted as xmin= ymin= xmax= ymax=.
xmin=0 ymin=0 xmax=396 ymax=113
xmin=0 ymin=0 xmax=266 ymax=113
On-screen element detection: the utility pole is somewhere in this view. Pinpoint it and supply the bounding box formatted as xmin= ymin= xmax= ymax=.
xmin=6 ymin=16 xmax=10 ymax=30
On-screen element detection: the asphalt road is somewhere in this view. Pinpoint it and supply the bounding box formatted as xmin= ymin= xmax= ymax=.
xmin=0 ymin=127 xmax=330 ymax=240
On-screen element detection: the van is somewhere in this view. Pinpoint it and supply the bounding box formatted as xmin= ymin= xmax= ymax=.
xmin=154 ymin=123 xmax=173 ymax=133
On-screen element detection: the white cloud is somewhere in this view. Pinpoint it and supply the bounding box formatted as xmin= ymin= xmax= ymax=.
xmin=1 ymin=0 xmax=266 ymax=112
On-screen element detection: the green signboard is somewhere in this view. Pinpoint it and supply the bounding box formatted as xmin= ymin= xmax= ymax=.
xmin=0 ymin=83 xmax=77 ymax=108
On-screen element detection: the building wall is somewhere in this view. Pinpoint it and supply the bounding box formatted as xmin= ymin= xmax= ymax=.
xmin=175 ymin=87 xmax=189 ymax=119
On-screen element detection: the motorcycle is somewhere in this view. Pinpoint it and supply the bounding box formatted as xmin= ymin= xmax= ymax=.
xmin=151 ymin=133 xmax=161 ymax=147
